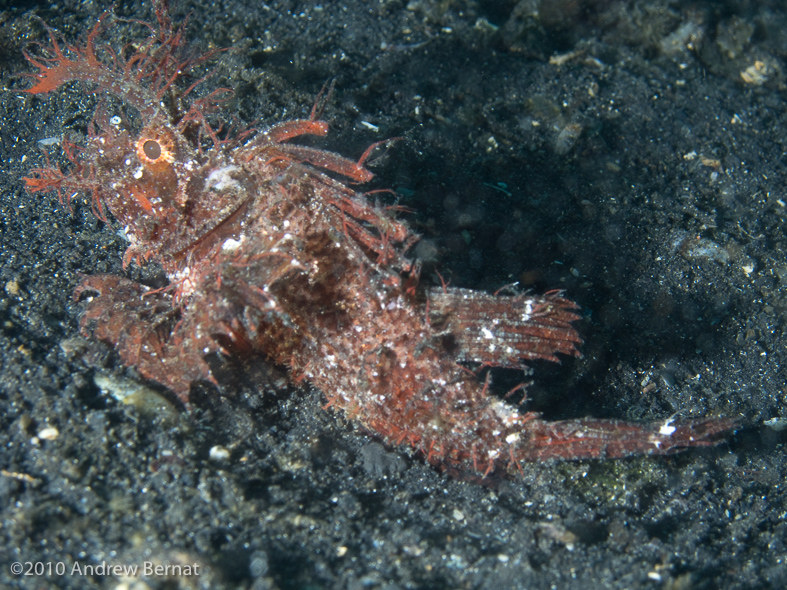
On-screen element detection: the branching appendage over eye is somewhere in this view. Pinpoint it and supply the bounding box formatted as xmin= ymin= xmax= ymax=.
xmin=21 ymin=5 xmax=224 ymax=123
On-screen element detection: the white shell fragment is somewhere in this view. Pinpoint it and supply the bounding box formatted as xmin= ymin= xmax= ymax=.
xmin=209 ymin=445 xmax=231 ymax=462
xmin=94 ymin=373 xmax=178 ymax=421
xmin=37 ymin=426 xmax=60 ymax=441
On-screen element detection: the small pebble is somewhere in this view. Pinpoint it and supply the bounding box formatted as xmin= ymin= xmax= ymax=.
xmin=209 ymin=445 xmax=231 ymax=462
xmin=763 ymin=417 xmax=787 ymax=431
xmin=37 ymin=427 xmax=59 ymax=441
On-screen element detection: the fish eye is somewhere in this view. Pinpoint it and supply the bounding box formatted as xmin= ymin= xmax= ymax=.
xmin=136 ymin=128 xmax=175 ymax=167
xmin=143 ymin=139 xmax=162 ymax=161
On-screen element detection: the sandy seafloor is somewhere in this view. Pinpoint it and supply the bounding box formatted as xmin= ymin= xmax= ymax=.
xmin=1 ymin=0 xmax=787 ymax=588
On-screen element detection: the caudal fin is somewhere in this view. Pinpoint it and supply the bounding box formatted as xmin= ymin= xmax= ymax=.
xmin=515 ymin=416 xmax=739 ymax=462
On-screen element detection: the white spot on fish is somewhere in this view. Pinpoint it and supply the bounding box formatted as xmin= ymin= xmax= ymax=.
xmin=205 ymin=165 xmax=240 ymax=191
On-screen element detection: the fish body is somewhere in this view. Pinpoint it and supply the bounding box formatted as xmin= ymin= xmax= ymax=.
xmin=23 ymin=7 xmax=736 ymax=477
